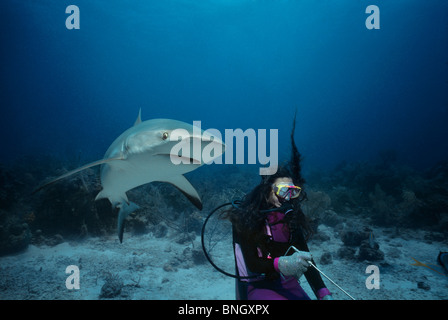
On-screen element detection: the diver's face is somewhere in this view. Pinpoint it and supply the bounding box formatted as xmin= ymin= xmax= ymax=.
xmin=268 ymin=177 xmax=294 ymax=208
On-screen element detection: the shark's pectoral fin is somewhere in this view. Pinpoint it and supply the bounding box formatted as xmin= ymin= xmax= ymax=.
xmin=32 ymin=156 xmax=124 ymax=194
xmin=117 ymin=201 xmax=140 ymax=243
xmin=162 ymin=175 xmax=203 ymax=210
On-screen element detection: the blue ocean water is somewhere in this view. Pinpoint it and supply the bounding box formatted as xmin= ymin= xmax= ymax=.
xmin=1 ymin=0 xmax=447 ymax=170
xmin=1 ymin=1 xmax=448 ymax=302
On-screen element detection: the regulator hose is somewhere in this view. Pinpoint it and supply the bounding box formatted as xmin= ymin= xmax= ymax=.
xmin=201 ymin=200 xmax=258 ymax=279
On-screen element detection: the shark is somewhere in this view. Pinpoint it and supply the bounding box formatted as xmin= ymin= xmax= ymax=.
xmin=34 ymin=110 xmax=225 ymax=242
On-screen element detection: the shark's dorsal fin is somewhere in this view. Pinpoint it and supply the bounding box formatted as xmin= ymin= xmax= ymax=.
xmin=32 ymin=156 xmax=124 ymax=194
xmin=134 ymin=108 xmax=142 ymax=126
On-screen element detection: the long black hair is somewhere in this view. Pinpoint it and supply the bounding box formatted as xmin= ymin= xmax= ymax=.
xmin=226 ymin=111 xmax=313 ymax=243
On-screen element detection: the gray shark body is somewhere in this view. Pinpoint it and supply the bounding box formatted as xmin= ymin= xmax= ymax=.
xmin=35 ymin=110 xmax=225 ymax=242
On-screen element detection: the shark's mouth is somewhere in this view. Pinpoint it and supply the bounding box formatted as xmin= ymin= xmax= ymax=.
xmin=162 ymin=153 xmax=202 ymax=165
xmin=165 ymin=135 xmax=218 ymax=165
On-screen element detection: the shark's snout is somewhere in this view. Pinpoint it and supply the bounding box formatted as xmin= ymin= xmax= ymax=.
xmin=168 ymin=130 xmax=225 ymax=166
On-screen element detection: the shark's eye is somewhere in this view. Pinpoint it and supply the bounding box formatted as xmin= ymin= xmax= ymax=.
xmin=162 ymin=132 xmax=169 ymax=140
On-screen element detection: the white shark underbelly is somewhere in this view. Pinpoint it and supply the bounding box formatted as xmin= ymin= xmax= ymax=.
xmin=96 ymin=153 xmax=201 ymax=205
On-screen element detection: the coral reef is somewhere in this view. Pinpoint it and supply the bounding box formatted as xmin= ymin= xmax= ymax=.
xmin=308 ymin=157 xmax=448 ymax=232
xmin=0 ymin=153 xmax=447 ymax=300
xmin=33 ymin=167 xmax=115 ymax=237
xmin=0 ymin=153 xmax=447 ymax=264
xmin=337 ymin=226 xmax=384 ymax=262
xmin=0 ymin=164 xmax=33 ymax=255
xmin=163 ymin=247 xmax=207 ymax=272
xmin=99 ymin=272 xmax=124 ymax=299
xmin=0 ymin=209 xmax=31 ymax=256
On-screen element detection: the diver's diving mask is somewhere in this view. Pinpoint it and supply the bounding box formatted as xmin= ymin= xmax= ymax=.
xmin=273 ymin=183 xmax=302 ymax=201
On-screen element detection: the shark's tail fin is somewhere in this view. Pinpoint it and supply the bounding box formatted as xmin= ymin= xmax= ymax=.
xmin=117 ymin=201 xmax=140 ymax=243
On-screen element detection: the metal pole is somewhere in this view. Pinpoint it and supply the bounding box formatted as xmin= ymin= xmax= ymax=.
xmin=307 ymin=260 xmax=356 ymax=300
xmin=287 ymin=246 xmax=356 ymax=300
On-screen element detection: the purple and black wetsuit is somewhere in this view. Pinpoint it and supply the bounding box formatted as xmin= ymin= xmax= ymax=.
xmin=234 ymin=210 xmax=331 ymax=300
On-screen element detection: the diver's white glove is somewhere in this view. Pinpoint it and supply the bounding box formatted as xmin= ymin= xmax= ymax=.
xmin=277 ymin=251 xmax=311 ymax=279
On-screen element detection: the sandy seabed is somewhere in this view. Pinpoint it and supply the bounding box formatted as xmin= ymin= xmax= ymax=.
xmin=1 ymin=214 xmax=447 ymax=301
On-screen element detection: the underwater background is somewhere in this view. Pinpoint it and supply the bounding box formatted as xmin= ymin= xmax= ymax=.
xmin=1 ymin=0 xmax=447 ymax=170
xmin=0 ymin=0 xmax=447 ymax=300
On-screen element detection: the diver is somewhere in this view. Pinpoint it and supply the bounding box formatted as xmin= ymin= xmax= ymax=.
xmin=223 ymin=115 xmax=332 ymax=300
xmin=225 ymin=169 xmax=332 ymax=300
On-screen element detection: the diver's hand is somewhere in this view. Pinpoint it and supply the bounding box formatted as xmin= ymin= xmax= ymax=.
xmin=277 ymin=251 xmax=311 ymax=279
